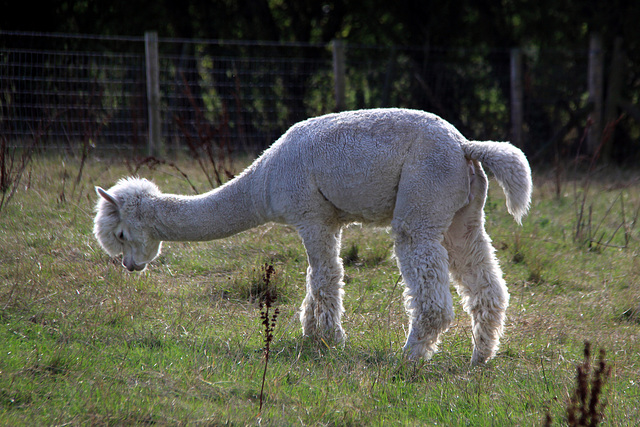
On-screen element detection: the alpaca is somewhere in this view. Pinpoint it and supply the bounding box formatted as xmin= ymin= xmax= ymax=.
xmin=94 ymin=108 xmax=532 ymax=365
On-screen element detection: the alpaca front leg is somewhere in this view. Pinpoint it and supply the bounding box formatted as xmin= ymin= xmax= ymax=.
xmin=395 ymin=236 xmax=454 ymax=361
xmin=298 ymin=226 xmax=345 ymax=343
xmin=300 ymin=266 xmax=345 ymax=343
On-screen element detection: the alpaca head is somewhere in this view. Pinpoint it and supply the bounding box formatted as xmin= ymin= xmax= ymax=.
xmin=93 ymin=177 xmax=162 ymax=272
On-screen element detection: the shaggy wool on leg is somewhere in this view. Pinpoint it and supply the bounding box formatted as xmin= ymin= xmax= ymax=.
xmin=395 ymin=236 xmax=454 ymax=360
xmin=444 ymin=161 xmax=510 ymax=365
xmin=298 ymin=225 xmax=346 ymax=343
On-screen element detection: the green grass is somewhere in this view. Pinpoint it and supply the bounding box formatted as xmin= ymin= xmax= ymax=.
xmin=1 ymin=155 xmax=639 ymax=425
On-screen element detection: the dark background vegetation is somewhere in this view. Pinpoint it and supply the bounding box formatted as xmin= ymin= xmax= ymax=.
xmin=1 ymin=0 xmax=639 ymax=164
xmin=2 ymin=0 xmax=636 ymax=48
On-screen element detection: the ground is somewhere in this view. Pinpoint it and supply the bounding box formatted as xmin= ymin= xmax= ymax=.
xmin=0 ymin=155 xmax=639 ymax=425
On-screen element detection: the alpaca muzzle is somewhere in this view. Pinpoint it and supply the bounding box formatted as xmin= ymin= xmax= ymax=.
xmin=122 ymin=257 xmax=146 ymax=272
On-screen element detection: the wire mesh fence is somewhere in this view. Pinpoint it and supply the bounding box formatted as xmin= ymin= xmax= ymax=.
xmin=159 ymin=38 xmax=331 ymax=154
xmin=0 ymin=32 xmax=336 ymax=154
xmin=1 ymin=31 xmax=593 ymax=160
xmin=1 ymin=32 xmax=148 ymax=151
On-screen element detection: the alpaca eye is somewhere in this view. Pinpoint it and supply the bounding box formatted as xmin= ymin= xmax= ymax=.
xmin=116 ymin=231 xmax=125 ymax=242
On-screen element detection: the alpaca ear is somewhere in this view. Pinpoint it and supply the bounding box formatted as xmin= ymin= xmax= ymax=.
xmin=96 ymin=186 xmax=120 ymax=209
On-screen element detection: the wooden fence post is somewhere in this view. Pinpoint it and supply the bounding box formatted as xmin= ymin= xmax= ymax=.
xmin=587 ymin=33 xmax=604 ymax=156
xmin=510 ymin=48 xmax=524 ymax=149
xmin=332 ymin=39 xmax=346 ymax=112
xmin=602 ymin=37 xmax=625 ymax=161
xmin=145 ymin=31 xmax=162 ymax=156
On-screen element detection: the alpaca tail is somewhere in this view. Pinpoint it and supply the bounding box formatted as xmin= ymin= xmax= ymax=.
xmin=461 ymin=140 xmax=532 ymax=224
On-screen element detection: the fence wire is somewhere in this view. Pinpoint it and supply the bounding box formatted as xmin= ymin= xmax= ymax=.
xmin=1 ymin=31 xmax=591 ymax=159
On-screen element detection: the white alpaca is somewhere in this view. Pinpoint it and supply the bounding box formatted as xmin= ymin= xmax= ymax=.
xmin=94 ymin=108 xmax=532 ymax=365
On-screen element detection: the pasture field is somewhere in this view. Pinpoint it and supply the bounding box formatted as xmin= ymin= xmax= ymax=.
xmin=1 ymin=154 xmax=639 ymax=425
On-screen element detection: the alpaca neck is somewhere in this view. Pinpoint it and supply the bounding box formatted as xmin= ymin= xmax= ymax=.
xmin=148 ymin=175 xmax=266 ymax=242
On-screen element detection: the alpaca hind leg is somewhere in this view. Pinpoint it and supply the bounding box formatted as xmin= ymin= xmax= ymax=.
xmin=391 ymin=151 xmax=467 ymax=361
xmin=298 ymin=225 xmax=345 ymax=343
xmin=447 ymin=229 xmax=509 ymax=365
xmin=444 ymin=166 xmax=509 ymax=365
xmin=394 ymin=231 xmax=454 ymax=361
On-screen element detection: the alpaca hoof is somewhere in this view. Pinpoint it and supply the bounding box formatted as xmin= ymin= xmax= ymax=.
xmin=402 ymin=341 xmax=436 ymax=362
xmin=470 ymin=349 xmax=493 ymax=366
xmin=300 ymin=306 xmax=345 ymax=345
xmin=302 ymin=326 xmax=345 ymax=347
xmin=322 ymin=325 xmax=346 ymax=345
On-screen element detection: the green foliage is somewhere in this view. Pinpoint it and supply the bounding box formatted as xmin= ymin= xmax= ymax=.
xmin=0 ymin=157 xmax=639 ymax=425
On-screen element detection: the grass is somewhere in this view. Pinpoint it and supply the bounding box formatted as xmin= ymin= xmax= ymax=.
xmin=1 ymin=154 xmax=640 ymax=425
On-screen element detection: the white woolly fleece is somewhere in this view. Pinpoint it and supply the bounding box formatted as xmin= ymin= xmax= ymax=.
xmin=94 ymin=108 xmax=532 ymax=364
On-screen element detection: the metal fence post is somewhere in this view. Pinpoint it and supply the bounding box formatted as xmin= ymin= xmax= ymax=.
xmin=510 ymin=48 xmax=524 ymax=149
xmin=145 ymin=31 xmax=162 ymax=156
xmin=332 ymin=39 xmax=346 ymax=112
